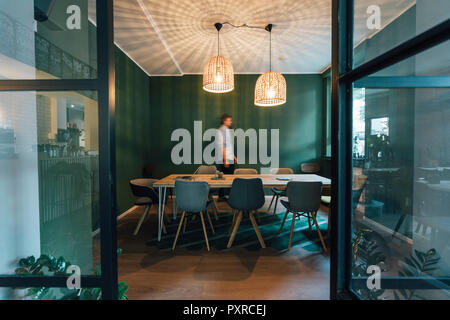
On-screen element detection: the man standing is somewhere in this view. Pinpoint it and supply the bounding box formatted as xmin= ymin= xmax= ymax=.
xmin=217 ymin=114 xmax=237 ymax=200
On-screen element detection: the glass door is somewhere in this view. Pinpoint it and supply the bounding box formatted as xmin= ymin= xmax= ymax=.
xmin=331 ymin=0 xmax=450 ymax=299
xmin=0 ymin=0 xmax=117 ymax=300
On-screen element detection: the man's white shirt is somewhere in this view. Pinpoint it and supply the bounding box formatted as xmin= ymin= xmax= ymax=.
xmin=217 ymin=125 xmax=235 ymax=163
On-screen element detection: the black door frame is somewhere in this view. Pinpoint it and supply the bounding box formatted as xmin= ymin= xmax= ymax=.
xmin=330 ymin=0 xmax=450 ymax=299
xmin=0 ymin=0 xmax=118 ymax=300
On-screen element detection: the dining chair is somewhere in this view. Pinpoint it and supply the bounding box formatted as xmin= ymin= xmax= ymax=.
xmin=129 ymin=179 xmax=167 ymax=236
xmin=278 ymin=181 xmax=327 ymax=252
xmin=172 ymin=180 xmax=215 ymax=251
xmin=301 ymin=163 xmax=321 ymax=174
xmin=227 ymin=178 xmax=266 ymax=248
xmin=194 ymin=165 xmax=219 ymax=220
xmin=195 ymin=165 xmax=218 ymax=174
xmin=268 ymin=168 xmax=294 ymax=215
xmin=234 ymin=168 xmax=258 ymax=174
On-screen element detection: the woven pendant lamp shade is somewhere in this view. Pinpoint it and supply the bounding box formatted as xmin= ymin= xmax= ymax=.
xmin=203 ymin=56 xmax=234 ymax=93
xmin=254 ymin=71 xmax=286 ymax=107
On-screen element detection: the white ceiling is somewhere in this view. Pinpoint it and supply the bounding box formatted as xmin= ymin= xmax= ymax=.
xmin=89 ymin=0 xmax=416 ymax=76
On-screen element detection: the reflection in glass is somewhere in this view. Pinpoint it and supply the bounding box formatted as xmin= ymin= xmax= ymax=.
xmin=0 ymin=0 xmax=97 ymax=80
xmin=0 ymin=91 xmax=100 ymax=299
xmin=353 ymin=0 xmax=450 ymax=67
xmin=351 ymin=83 xmax=450 ymax=299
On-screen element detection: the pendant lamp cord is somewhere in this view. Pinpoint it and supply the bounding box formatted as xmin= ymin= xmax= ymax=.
xmin=269 ymin=30 xmax=272 ymax=71
xmin=217 ymin=30 xmax=220 ymax=56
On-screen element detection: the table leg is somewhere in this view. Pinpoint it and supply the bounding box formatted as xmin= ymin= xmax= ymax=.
xmin=160 ymin=187 xmax=167 ymax=241
xmin=158 ymin=186 xmax=162 ymax=241
xmin=172 ymin=187 xmax=177 ymax=220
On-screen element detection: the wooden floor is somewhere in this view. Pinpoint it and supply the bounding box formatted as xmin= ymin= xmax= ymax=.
xmin=117 ymin=197 xmax=330 ymax=300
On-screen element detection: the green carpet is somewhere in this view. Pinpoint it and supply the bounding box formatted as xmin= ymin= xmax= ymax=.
xmin=146 ymin=211 xmax=329 ymax=252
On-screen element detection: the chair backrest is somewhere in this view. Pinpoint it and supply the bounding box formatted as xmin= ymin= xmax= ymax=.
xmin=270 ymin=168 xmax=294 ymax=174
xmin=286 ymin=181 xmax=323 ymax=213
xmin=301 ymin=163 xmax=320 ymax=174
xmin=175 ymin=180 xmax=210 ymax=212
xmin=228 ymin=178 xmax=265 ymax=211
xmin=234 ymin=168 xmax=258 ymax=175
xmin=195 ymin=165 xmax=217 ymax=174
xmin=129 ymin=179 xmax=159 ymax=203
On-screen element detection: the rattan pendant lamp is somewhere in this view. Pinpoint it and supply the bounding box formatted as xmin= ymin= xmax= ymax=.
xmin=254 ymin=24 xmax=286 ymax=107
xmin=203 ymin=23 xmax=234 ymax=93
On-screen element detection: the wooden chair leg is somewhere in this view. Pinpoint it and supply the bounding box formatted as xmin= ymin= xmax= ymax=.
xmin=228 ymin=211 xmax=237 ymax=234
xmin=268 ymin=194 xmax=276 ymax=210
xmin=172 ymin=211 xmax=186 ymax=251
xmin=162 ymin=220 xmax=167 ymax=234
xmin=288 ymin=212 xmax=296 ymax=250
xmin=212 ymin=199 xmax=219 ymax=220
xmin=273 ymin=195 xmax=279 ymax=215
xmin=133 ymin=205 xmax=150 ymax=236
xmin=312 ymin=212 xmax=328 ymax=253
xmin=249 ymin=211 xmax=266 ymax=248
xmin=206 ymin=211 xmax=215 ymax=234
xmin=199 ymin=212 xmax=210 ymax=251
xmin=183 ymin=214 xmax=188 ymax=233
xmin=278 ymin=210 xmax=289 ymax=234
xmin=227 ymin=211 xmax=243 ymax=248
xmin=254 ymin=210 xmax=261 ymax=224
xmin=307 ymin=214 xmax=313 ymax=234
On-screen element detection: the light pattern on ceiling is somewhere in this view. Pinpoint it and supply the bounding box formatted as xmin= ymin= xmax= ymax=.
xmin=89 ymin=0 xmax=416 ymax=76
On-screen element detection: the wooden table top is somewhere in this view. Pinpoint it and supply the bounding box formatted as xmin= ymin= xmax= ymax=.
xmin=153 ymin=174 xmax=331 ymax=188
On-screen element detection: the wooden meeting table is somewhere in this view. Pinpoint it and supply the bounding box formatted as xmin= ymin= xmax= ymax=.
xmin=153 ymin=174 xmax=331 ymax=241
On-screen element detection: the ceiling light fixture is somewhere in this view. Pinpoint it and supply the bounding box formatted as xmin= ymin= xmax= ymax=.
xmin=202 ymin=23 xmax=234 ymax=93
xmin=254 ymin=24 xmax=287 ymax=107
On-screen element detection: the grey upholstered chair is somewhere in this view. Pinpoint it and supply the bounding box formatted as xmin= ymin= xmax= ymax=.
xmin=194 ymin=165 xmax=219 ymax=220
xmin=279 ymin=181 xmax=327 ymax=252
xmin=172 ymin=180 xmax=215 ymax=251
xmin=227 ymin=178 xmax=266 ymax=248
xmin=129 ymin=179 xmax=167 ymax=236
xmin=301 ymin=163 xmax=321 ymax=174
xmin=268 ymin=168 xmax=294 ymax=214
xmin=234 ymin=168 xmax=258 ymax=174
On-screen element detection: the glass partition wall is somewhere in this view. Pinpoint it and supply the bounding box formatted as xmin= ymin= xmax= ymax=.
xmin=332 ymin=0 xmax=450 ymax=299
xmin=0 ymin=0 xmax=117 ymax=299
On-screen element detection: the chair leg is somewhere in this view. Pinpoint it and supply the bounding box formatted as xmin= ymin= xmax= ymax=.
xmin=249 ymin=211 xmax=266 ymax=248
xmin=278 ymin=210 xmax=289 ymax=234
xmin=162 ymin=219 xmax=167 ymax=234
xmin=254 ymin=210 xmax=261 ymax=224
xmin=288 ymin=212 xmax=296 ymax=251
xmin=183 ymin=215 xmax=188 ymax=233
xmin=200 ymin=212 xmax=210 ymax=251
xmin=172 ymin=211 xmax=186 ymax=251
xmin=212 ymin=199 xmax=219 ymax=220
xmin=227 ymin=211 xmax=243 ymax=248
xmin=268 ymin=194 xmax=276 ymax=210
xmin=206 ymin=211 xmax=215 ymax=234
xmin=327 ymin=212 xmax=331 ymax=238
xmin=228 ymin=211 xmax=237 ymax=234
xmin=133 ymin=205 xmax=150 ymax=236
xmin=273 ymin=195 xmax=279 ymax=215
xmin=312 ymin=212 xmax=328 ymax=253
xmin=307 ymin=214 xmax=313 ymax=234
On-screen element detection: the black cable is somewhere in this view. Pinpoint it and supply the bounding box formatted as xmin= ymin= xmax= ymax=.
xmin=222 ymin=22 xmax=266 ymax=30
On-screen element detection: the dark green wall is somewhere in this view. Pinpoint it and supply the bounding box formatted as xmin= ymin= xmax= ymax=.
xmin=148 ymin=74 xmax=324 ymax=178
xmin=115 ymin=48 xmax=151 ymax=214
